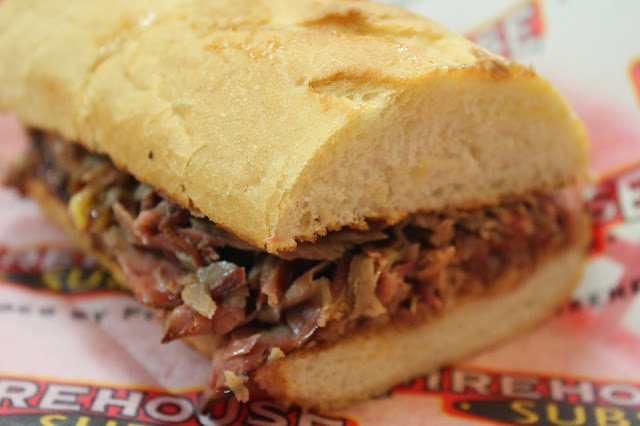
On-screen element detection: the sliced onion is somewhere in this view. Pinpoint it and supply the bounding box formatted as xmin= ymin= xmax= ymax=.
xmin=180 ymin=276 xmax=217 ymax=319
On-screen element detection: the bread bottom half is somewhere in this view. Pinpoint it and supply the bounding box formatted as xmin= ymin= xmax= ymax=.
xmin=253 ymin=245 xmax=584 ymax=411
xmin=24 ymin=177 xmax=586 ymax=412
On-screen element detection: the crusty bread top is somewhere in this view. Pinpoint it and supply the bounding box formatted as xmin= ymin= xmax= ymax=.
xmin=0 ymin=0 xmax=588 ymax=252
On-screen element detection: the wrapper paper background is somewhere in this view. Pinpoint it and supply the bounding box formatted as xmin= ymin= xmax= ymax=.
xmin=0 ymin=0 xmax=639 ymax=424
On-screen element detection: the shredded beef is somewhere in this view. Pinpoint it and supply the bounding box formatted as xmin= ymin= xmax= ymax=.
xmin=21 ymin=133 xmax=584 ymax=406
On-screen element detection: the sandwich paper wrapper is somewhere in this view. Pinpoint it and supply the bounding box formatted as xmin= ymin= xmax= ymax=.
xmin=0 ymin=0 xmax=639 ymax=424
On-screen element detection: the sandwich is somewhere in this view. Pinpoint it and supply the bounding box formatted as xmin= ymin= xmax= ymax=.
xmin=0 ymin=0 xmax=590 ymax=412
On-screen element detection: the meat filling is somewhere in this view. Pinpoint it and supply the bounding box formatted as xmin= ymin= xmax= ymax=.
xmin=19 ymin=133 xmax=584 ymax=405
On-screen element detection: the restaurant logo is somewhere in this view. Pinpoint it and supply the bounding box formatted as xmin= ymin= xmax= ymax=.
xmin=394 ymin=367 xmax=640 ymax=426
xmin=467 ymin=0 xmax=545 ymax=59
xmin=584 ymin=165 xmax=640 ymax=254
xmin=631 ymin=58 xmax=640 ymax=106
xmin=451 ymin=399 xmax=640 ymax=425
xmin=0 ymin=375 xmax=356 ymax=426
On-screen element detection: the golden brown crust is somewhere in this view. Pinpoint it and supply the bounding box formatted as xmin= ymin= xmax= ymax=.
xmin=0 ymin=0 xmax=589 ymax=252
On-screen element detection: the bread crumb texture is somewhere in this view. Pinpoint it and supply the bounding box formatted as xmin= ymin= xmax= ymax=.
xmin=0 ymin=0 xmax=588 ymax=251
